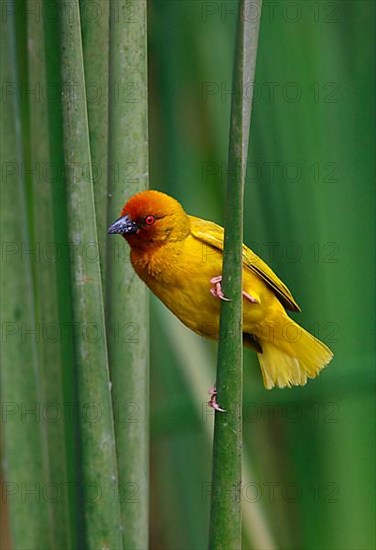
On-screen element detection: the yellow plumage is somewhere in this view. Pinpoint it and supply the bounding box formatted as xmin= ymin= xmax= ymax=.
xmin=109 ymin=190 xmax=333 ymax=389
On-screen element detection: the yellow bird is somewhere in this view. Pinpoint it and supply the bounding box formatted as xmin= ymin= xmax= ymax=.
xmin=108 ymin=190 xmax=333 ymax=405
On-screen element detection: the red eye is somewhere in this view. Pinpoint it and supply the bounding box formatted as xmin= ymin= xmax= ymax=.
xmin=145 ymin=215 xmax=155 ymax=225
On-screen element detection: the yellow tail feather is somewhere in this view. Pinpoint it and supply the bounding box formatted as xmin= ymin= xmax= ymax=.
xmin=254 ymin=316 xmax=333 ymax=389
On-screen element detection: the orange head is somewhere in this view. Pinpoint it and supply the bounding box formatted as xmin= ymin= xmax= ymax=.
xmin=108 ymin=190 xmax=190 ymax=249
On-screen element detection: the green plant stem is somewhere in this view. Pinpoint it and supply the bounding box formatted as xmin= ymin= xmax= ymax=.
xmin=107 ymin=1 xmax=149 ymax=547
xmin=26 ymin=2 xmax=72 ymax=545
xmin=59 ymin=2 xmax=122 ymax=547
xmin=81 ymin=0 xmax=109 ymax=287
xmin=209 ymin=1 xmax=262 ymax=548
xmin=0 ymin=4 xmax=52 ymax=547
xmin=159 ymin=306 xmax=277 ymax=549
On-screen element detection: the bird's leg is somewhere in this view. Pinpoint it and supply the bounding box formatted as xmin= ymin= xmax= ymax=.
xmin=210 ymin=275 xmax=259 ymax=303
xmin=242 ymin=291 xmax=259 ymax=304
xmin=210 ymin=276 xmax=230 ymax=301
xmin=208 ymin=386 xmax=226 ymax=413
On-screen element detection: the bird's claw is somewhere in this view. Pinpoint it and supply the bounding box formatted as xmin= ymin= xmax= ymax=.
xmin=210 ymin=275 xmax=259 ymax=304
xmin=242 ymin=290 xmax=259 ymax=304
xmin=208 ymin=386 xmax=226 ymax=413
xmin=210 ymin=276 xmax=231 ymax=301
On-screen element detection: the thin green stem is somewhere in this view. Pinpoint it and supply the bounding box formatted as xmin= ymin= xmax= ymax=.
xmin=0 ymin=3 xmax=52 ymax=547
xmin=209 ymin=1 xmax=262 ymax=548
xmin=107 ymin=1 xmax=149 ymax=547
xmin=26 ymin=0 xmax=72 ymax=545
xmin=81 ymin=0 xmax=110 ymax=288
xmin=159 ymin=305 xmax=277 ymax=549
xmin=59 ymin=2 xmax=122 ymax=547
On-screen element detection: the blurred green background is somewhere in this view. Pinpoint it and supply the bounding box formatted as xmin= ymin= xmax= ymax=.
xmin=1 ymin=1 xmax=375 ymax=549
xmin=148 ymin=1 xmax=375 ymax=548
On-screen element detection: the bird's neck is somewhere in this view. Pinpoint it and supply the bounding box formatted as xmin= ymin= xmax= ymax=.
xmin=130 ymin=241 xmax=183 ymax=285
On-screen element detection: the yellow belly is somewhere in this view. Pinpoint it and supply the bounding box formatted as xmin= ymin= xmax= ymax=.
xmin=131 ymin=234 xmax=284 ymax=341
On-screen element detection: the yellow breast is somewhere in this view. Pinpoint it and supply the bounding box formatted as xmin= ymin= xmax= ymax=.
xmin=130 ymin=233 xmax=284 ymax=340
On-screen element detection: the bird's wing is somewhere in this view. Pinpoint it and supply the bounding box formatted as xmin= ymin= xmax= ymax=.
xmin=190 ymin=216 xmax=301 ymax=312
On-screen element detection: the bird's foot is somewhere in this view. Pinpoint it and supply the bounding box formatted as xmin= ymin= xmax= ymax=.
xmin=242 ymin=291 xmax=259 ymax=304
xmin=210 ymin=276 xmax=230 ymax=301
xmin=208 ymin=386 xmax=226 ymax=413
xmin=210 ymin=275 xmax=259 ymax=304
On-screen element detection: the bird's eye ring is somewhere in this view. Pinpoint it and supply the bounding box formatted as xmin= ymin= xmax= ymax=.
xmin=144 ymin=215 xmax=155 ymax=226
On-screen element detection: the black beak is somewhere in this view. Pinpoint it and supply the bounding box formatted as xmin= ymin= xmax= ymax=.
xmin=107 ymin=215 xmax=138 ymax=235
